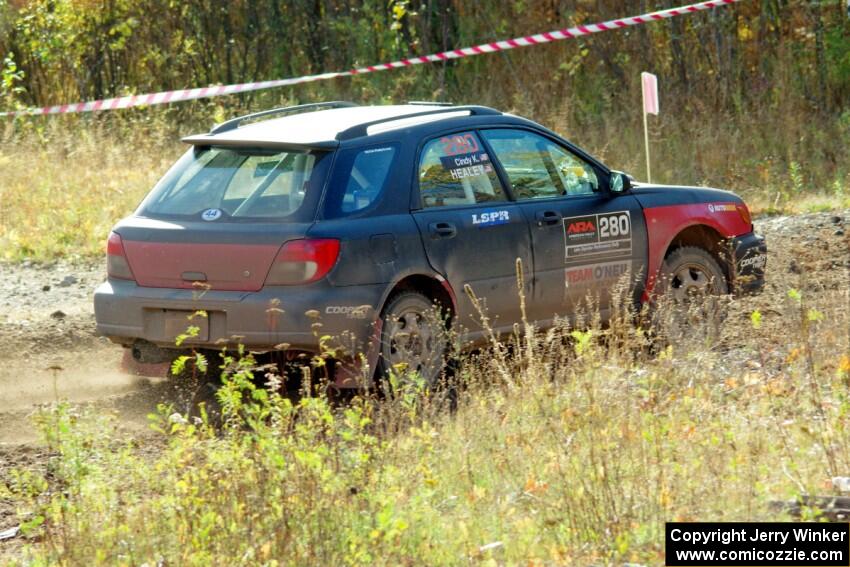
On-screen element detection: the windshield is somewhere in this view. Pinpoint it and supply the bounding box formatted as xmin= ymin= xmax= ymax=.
xmin=140 ymin=146 xmax=330 ymax=221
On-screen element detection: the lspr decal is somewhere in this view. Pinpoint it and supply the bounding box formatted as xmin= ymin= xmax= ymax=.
xmin=472 ymin=209 xmax=510 ymax=227
xmin=563 ymin=211 xmax=632 ymax=264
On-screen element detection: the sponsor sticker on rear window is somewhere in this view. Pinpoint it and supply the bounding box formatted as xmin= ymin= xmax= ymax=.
xmin=201 ymin=208 xmax=222 ymax=221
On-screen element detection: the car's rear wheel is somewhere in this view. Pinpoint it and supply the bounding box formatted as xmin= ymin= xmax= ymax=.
xmin=166 ymin=350 xmax=223 ymax=421
xmin=654 ymin=246 xmax=729 ymax=340
xmin=378 ymin=292 xmax=447 ymax=387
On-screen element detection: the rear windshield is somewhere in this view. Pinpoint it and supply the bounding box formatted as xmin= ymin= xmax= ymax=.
xmin=139 ymin=146 xmax=330 ymax=221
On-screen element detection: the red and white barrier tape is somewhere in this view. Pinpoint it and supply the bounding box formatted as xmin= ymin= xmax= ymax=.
xmin=0 ymin=0 xmax=742 ymax=117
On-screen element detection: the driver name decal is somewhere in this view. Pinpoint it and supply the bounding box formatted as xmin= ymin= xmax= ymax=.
xmin=563 ymin=211 xmax=632 ymax=264
xmin=440 ymin=150 xmax=493 ymax=180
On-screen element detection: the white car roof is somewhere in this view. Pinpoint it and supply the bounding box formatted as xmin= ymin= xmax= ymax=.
xmin=183 ymin=104 xmax=470 ymax=149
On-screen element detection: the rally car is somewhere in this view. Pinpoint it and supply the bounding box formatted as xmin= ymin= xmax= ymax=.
xmin=94 ymin=102 xmax=766 ymax=386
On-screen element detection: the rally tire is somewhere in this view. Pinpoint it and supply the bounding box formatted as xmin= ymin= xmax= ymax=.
xmin=659 ymin=246 xmax=729 ymax=299
xmin=654 ymin=246 xmax=729 ymax=341
xmin=377 ymin=292 xmax=447 ymax=388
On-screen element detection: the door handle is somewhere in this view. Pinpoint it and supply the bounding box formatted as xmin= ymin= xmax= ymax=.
xmin=535 ymin=210 xmax=562 ymax=226
xmin=428 ymin=221 xmax=457 ymax=239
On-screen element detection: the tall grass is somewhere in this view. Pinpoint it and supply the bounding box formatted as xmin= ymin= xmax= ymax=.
xmin=0 ymin=119 xmax=181 ymax=262
xmin=4 ymin=249 xmax=849 ymax=565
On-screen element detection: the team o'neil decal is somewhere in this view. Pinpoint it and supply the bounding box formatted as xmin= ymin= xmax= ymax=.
xmin=201 ymin=208 xmax=223 ymax=221
xmin=565 ymin=260 xmax=631 ymax=290
xmin=472 ymin=209 xmax=510 ymax=227
xmin=563 ymin=210 xmax=632 ymax=263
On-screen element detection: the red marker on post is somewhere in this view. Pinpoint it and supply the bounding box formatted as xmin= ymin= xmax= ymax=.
xmin=641 ymin=71 xmax=659 ymax=183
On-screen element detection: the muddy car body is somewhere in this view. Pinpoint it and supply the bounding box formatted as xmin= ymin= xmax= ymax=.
xmin=94 ymin=102 xmax=767 ymax=385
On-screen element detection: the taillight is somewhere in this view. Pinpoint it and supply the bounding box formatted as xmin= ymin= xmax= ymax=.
xmin=265 ymin=238 xmax=340 ymax=285
xmin=735 ymin=203 xmax=753 ymax=229
xmin=106 ymin=232 xmax=135 ymax=280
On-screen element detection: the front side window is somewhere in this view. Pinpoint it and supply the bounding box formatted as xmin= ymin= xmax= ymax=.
xmin=481 ymin=129 xmax=598 ymax=199
xmin=141 ymin=146 xmax=329 ymax=220
xmin=418 ymin=131 xmax=508 ymax=208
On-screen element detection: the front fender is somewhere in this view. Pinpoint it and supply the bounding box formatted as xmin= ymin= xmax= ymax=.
xmin=642 ymin=202 xmax=752 ymax=295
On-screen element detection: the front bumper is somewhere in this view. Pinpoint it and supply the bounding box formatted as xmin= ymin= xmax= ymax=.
xmin=731 ymin=231 xmax=767 ymax=294
xmin=94 ymin=278 xmax=385 ymax=352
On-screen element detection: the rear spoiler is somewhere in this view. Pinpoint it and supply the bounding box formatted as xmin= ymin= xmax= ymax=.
xmin=181 ymin=135 xmax=339 ymax=152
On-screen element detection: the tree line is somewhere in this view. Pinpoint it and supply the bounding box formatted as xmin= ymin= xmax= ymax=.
xmin=0 ymin=0 xmax=847 ymax=115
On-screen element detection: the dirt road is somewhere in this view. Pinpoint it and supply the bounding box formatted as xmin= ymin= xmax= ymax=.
xmin=0 ymin=260 xmax=174 ymax=446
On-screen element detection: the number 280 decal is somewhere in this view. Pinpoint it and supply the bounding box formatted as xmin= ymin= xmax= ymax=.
xmin=563 ymin=210 xmax=633 ymax=263
xmin=598 ymin=212 xmax=630 ymax=238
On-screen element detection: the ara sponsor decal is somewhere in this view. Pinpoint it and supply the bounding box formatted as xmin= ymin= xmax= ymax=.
xmin=739 ymin=253 xmax=767 ymax=270
xmin=565 ymin=260 xmax=631 ymax=289
xmin=325 ymin=305 xmax=372 ymax=319
xmin=472 ymin=209 xmax=510 ymax=227
xmin=201 ymin=208 xmax=223 ymax=221
xmin=708 ymin=202 xmax=737 ymax=213
xmin=563 ymin=211 xmax=632 ymax=264
xmin=566 ymin=218 xmax=597 ymax=240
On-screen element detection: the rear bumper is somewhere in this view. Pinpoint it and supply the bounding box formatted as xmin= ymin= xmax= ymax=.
xmin=93 ymin=278 xmax=384 ymax=352
xmin=731 ymin=231 xmax=767 ymax=294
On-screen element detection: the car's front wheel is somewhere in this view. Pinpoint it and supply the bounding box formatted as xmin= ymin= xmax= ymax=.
xmin=378 ymin=291 xmax=447 ymax=387
xmin=660 ymin=246 xmax=729 ymax=300
xmin=653 ymin=246 xmax=729 ymax=341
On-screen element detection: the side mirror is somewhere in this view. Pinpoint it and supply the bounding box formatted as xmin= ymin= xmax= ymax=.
xmin=609 ymin=171 xmax=632 ymax=194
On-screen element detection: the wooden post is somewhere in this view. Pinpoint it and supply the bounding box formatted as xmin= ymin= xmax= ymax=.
xmin=641 ymin=72 xmax=659 ymax=183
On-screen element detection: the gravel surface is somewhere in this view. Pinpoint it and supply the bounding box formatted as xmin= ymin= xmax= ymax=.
xmin=0 ymin=259 xmax=104 ymax=360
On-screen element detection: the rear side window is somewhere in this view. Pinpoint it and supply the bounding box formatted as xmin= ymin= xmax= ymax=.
xmin=418 ymin=131 xmax=507 ymax=208
xmin=324 ymin=145 xmax=398 ymax=218
xmin=140 ymin=146 xmax=329 ymax=221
